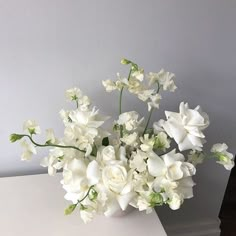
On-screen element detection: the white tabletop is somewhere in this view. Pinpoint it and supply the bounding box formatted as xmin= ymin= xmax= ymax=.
xmin=0 ymin=173 xmax=167 ymax=236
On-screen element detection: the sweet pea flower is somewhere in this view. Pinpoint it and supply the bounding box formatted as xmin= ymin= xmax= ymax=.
xmin=162 ymin=102 xmax=209 ymax=151
xmin=20 ymin=140 xmax=37 ymax=161
xmin=116 ymin=111 xmax=143 ymax=131
xmin=211 ymin=143 xmax=234 ymax=170
xmin=23 ymin=120 xmax=41 ymax=135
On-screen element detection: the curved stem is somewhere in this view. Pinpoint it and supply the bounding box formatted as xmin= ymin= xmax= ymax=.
xmin=119 ymin=69 xmax=132 ymax=115
xmin=143 ymin=108 xmax=154 ymax=135
xmin=20 ymin=134 xmax=86 ymax=153
xmin=77 ymin=185 xmax=94 ymax=205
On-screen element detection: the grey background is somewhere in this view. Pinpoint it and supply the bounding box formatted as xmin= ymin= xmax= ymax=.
xmin=0 ymin=0 xmax=235 ymax=231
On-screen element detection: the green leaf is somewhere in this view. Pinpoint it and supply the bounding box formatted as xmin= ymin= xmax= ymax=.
xmin=10 ymin=134 xmax=24 ymax=143
xmin=102 ymin=137 xmax=109 ymax=146
xmin=64 ymin=204 xmax=77 ymax=215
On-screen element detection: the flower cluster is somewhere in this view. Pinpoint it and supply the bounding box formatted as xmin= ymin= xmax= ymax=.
xmin=10 ymin=58 xmax=234 ymax=223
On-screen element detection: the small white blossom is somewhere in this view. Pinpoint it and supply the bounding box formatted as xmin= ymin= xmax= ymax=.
xmin=65 ymin=87 xmax=82 ymax=101
xmin=130 ymin=150 xmax=147 ymax=172
xmin=23 ymin=120 xmax=41 ymax=135
xmin=117 ymin=111 xmax=143 ymax=131
xmin=147 ymin=69 xmax=177 ymax=92
xmin=187 ymin=151 xmax=204 ymax=166
xmin=102 ymin=80 xmax=117 ymax=92
xmin=147 ymin=94 xmax=162 ymax=111
xmin=120 ymin=132 xmax=138 ymax=146
xmin=140 ymin=134 xmax=154 ymax=152
xmin=20 ymin=140 xmax=37 ymax=161
xmin=154 ymin=132 xmax=170 ymax=151
xmin=211 ymin=143 xmax=234 ymax=170
xmin=45 ymin=129 xmax=57 ymax=144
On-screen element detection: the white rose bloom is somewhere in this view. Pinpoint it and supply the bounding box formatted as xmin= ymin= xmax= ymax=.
xmin=102 ymin=163 xmax=128 ymax=194
xmin=65 ymin=87 xmax=82 ymax=101
xmin=117 ymin=111 xmax=143 ymax=131
xmin=102 ymin=80 xmax=117 ymax=92
xmin=20 ymin=140 xmax=37 ymax=161
xmin=130 ymin=150 xmax=147 ymax=172
xmin=211 ymin=143 xmax=234 ymax=170
xmin=23 ymin=120 xmax=41 ymax=135
xmin=162 ymin=102 xmax=209 ymax=151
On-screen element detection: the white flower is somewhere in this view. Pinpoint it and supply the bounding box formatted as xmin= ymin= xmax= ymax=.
xmin=45 ymin=129 xmax=57 ymax=144
xmin=102 ymin=163 xmax=128 ymax=194
xmin=117 ymin=111 xmax=143 ymax=131
xmin=168 ymin=192 xmax=183 ymax=210
xmin=147 ymin=94 xmax=162 ymax=111
xmin=211 ymin=143 xmax=234 ymax=170
xmin=147 ymin=69 xmax=177 ymax=92
xmin=80 ymin=208 xmax=96 ymax=224
xmin=130 ymin=150 xmax=147 ymax=172
xmin=153 ymin=119 xmax=165 ymax=133
xmin=147 ymin=149 xmax=196 ymax=181
xmin=140 ymin=134 xmax=154 ymax=152
xmin=120 ymin=132 xmax=138 ymax=146
xmin=131 ymin=69 xmax=144 ymax=81
xmin=65 ymin=87 xmax=82 ymax=101
xmin=102 ymin=80 xmax=117 ymax=92
xmin=23 ymin=120 xmax=41 ymax=135
xmin=187 ymin=150 xmax=204 ymax=166
xmin=62 ymin=159 xmax=100 ymax=204
xmin=20 ymin=140 xmax=37 ymax=161
xmin=100 ymin=146 xmax=116 ymax=163
xmin=78 ymin=96 xmax=91 ymax=111
xmin=138 ymin=89 xmax=154 ymax=102
xmin=162 ymin=102 xmax=209 ymax=151
xmin=40 ymin=148 xmax=64 ymax=176
xmin=153 ymin=132 xmax=170 ymax=151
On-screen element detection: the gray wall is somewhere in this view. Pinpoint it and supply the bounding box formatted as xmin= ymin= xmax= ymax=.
xmin=1 ymin=0 xmax=236 ymax=231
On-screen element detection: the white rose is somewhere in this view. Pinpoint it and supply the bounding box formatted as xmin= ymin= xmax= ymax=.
xmin=102 ymin=163 xmax=128 ymax=194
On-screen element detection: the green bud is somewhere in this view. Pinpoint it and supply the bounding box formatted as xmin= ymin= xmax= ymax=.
xmin=89 ymin=188 xmax=98 ymax=202
xmin=10 ymin=133 xmax=24 ymax=143
xmin=149 ymin=192 xmax=164 ymax=207
xmin=64 ymin=204 xmax=77 ymax=215
xmin=121 ymin=58 xmax=131 ymax=65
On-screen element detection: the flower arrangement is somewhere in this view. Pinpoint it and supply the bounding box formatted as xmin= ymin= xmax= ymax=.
xmin=10 ymin=58 xmax=234 ymax=223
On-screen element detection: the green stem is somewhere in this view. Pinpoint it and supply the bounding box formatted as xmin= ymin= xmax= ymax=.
xmin=143 ymin=107 xmax=154 ymax=135
xmin=77 ymin=185 xmax=94 ymax=205
xmin=119 ymin=69 xmax=132 ymax=115
xmin=20 ymin=134 xmax=86 ymax=153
